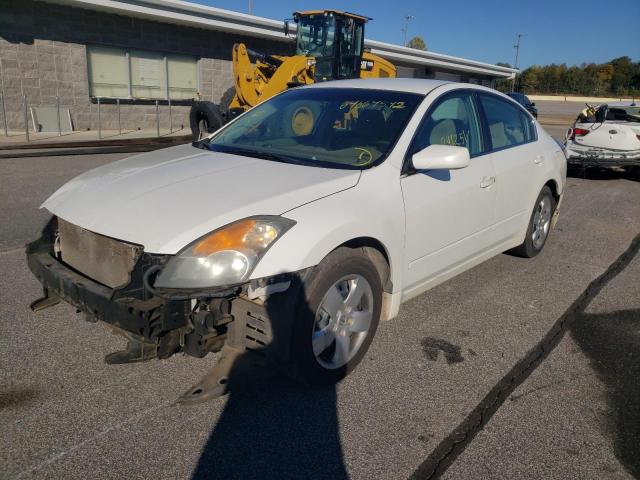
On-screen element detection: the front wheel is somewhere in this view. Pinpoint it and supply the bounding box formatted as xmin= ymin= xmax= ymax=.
xmin=511 ymin=186 xmax=556 ymax=258
xmin=288 ymin=247 xmax=382 ymax=385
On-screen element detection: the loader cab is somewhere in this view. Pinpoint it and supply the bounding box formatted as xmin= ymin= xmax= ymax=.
xmin=292 ymin=10 xmax=367 ymax=82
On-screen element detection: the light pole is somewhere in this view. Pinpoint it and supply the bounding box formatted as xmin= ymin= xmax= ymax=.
xmin=248 ymin=0 xmax=253 ymax=15
xmin=402 ymin=15 xmax=414 ymax=47
xmin=512 ymin=33 xmax=523 ymax=91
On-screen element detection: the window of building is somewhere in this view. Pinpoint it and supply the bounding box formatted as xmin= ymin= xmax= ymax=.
xmin=167 ymin=55 xmax=199 ymax=100
xmin=130 ymin=50 xmax=166 ymax=99
xmin=87 ymin=46 xmax=198 ymax=100
xmin=87 ymin=46 xmax=129 ymax=98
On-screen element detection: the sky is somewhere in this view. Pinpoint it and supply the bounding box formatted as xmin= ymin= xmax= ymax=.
xmin=194 ymin=0 xmax=639 ymax=69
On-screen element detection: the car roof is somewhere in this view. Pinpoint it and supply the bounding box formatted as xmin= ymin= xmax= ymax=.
xmin=606 ymin=101 xmax=638 ymax=107
xmin=303 ymin=78 xmax=451 ymax=94
xmin=300 ymin=78 xmax=526 ymax=107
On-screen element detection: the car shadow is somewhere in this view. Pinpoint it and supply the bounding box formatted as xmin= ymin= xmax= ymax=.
xmin=567 ymin=165 xmax=640 ymax=181
xmin=570 ymin=308 xmax=640 ymax=478
xmin=190 ymin=274 xmax=349 ymax=480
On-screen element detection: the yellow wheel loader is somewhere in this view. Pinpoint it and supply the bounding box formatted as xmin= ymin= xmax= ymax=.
xmin=190 ymin=10 xmax=396 ymax=139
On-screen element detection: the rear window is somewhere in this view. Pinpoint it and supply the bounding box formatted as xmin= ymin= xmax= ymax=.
xmin=479 ymin=94 xmax=535 ymax=150
xmin=606 ymin=106 xmax=640 ymax=122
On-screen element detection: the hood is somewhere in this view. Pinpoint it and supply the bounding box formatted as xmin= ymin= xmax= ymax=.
xmin=43 ymin=144 xmax=360 ymax=253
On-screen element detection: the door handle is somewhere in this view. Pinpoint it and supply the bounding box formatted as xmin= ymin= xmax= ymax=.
xmin=534 ymin=155 xmax=545 ymax=164
xmin=480 ymin=176 xmax=496 ymax=188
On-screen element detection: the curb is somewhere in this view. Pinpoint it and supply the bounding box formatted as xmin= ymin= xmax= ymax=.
xmin=0 ymin=135 xmax=192 ymax=159
xmin=0 ymin=134 xmax=192 ymax=152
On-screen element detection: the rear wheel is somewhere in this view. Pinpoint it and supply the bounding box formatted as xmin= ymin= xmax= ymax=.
xmin=289 ymin=247 xmax=382 ymax=385
xmin=511 ymin=186 xmax=555 ymax=258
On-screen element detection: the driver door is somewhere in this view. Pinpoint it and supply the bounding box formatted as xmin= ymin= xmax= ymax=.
xmin=400 ymin=90 xmax=497 ymax=295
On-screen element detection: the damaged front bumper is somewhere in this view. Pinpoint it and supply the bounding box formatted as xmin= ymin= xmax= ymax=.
xmin=26 ymin=218 xmax=308 ymax=364
xmin=566 ymin=142 xmax=640 ymax=167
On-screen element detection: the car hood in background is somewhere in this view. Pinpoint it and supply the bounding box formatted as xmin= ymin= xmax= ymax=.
xmin=43 ymin=144 xmax=360 ymax=253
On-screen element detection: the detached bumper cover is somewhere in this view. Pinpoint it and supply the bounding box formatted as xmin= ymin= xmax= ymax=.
xmin=566 ymin=142 xmax=640 ymax=166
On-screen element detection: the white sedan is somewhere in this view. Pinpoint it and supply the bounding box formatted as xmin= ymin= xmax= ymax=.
xmin=27 ymin=79 xmax=566 ymax=401
xmin=566 ymin=101 xmax=640 ymax=169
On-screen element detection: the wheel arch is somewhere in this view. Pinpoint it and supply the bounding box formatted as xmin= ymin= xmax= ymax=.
xmin=338 ymin=237 xmax=393 ymax=293
xmin=544 ymin=178 xmax=561 ymax=204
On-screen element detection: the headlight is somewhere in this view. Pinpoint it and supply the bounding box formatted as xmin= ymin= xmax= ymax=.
xmin=154 ymin=216 xmax=295 ymax=289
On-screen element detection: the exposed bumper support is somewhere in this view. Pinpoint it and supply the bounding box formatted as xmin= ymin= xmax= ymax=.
xmin=26 ymin=247 xmax=190 ymax=338
xmin=566 ymin=142 xmax=640 ymax=167
xmin=26 ymin=226 xmax=311 ymax=366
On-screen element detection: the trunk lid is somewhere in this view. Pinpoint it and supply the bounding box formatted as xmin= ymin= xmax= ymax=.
xmin=575 ymin=121 xmax=640 ymax=151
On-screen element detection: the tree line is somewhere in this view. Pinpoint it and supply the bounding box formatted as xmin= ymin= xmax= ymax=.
xmin=495 ymin=57 xmax=640 ymax=96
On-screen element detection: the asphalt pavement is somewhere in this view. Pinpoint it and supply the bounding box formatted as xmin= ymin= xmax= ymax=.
xmin=1 ymin=148 xmax=639 ymax=479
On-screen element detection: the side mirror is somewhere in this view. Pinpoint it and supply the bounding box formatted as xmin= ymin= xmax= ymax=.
xmin=530 ymin=102 xmax=536 ymax=107
xmin=411 ymin=144 xmax=470 ymax=171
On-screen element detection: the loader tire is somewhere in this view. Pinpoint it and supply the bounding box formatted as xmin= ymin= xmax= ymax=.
xmin=190 ymin=101 xmax=224 ymax=141
xmin=219 ymin=87 xmax=236 ymax=112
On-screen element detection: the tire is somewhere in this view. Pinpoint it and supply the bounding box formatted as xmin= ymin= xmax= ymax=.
xmin=624 ymin=165 xmax=640 ymax=179
xmin=511 ymin=186 xmax=556 ymax=258
xmin=289 ymin=247 xmax=383 ymax=385
xmin=280 ymin=100 xmax=323 ymax=137
xmin=219 ymin=87 xmax=236 ymax=112
xmin=189 ymin=101 xmax=224 ymax=141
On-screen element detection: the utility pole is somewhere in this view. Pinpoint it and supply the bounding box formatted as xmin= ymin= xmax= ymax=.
xmin=401 ymin=15 xmax=414 ymax=47
xmin=512 ymin=33 xmax=523 ymax=91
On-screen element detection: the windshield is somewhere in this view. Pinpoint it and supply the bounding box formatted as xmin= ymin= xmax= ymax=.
xmin=296 ymin=14 xmax=336 ymax=57
xmin=508 ymin=93 xmax=526 ymax=104
xmin=205 ymin=88 xmax=423 ymax=169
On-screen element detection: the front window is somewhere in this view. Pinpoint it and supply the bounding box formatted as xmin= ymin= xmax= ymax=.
xmin=409 ymin=92 xmax=484 ymax=157
xmin=295 ymin=14 xmax=336 ymax=57
xmin=203 ymin=88 xmax=423 ymax=169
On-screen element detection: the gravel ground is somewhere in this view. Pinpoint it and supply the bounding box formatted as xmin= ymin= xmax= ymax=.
xmin=0 ymin=150 xmax=639 ymax=480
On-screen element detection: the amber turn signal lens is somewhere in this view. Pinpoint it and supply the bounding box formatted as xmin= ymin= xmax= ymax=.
xmin=193 ymin=219 xmax=256 ymax=255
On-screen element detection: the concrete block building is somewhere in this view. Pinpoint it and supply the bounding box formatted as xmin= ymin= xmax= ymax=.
xmin=0 ymin=0 xmax=516 ymax=133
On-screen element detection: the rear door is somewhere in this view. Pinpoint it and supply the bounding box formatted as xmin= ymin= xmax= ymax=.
xmin=400 ymin=90 xmax=496 ymax=293
xmin=477 ymin=93 xmax=540 ymax=241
